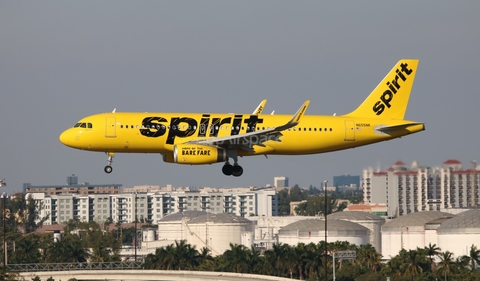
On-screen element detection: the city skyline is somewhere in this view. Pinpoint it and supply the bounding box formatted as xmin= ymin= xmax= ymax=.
xmin=2 ymin=2 xmax=480 ymax=194
xmin=7 ymin=157 xmax=478 ymax=195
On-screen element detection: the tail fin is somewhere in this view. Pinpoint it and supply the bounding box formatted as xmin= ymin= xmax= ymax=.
xmin=344 ymin=59 xmax=419 ymax=119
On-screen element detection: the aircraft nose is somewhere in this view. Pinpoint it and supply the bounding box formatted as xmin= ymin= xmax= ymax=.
xmin=59 ymin=129 xmax=76 ymax=147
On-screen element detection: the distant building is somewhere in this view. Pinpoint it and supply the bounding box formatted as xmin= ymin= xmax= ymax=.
xmin=23 ymin=174 xmax=122 ymax=195
xmin=274 ymin=177 xmax=289 ymax=188
xmin=363 ymin=160 xmax=480 ymax=218
xmin=344 ymin=203 xmax=388 ymax=217
xmin=29 ymin=186 xmax=278 ymax=225
xmin=289 ymin=200 xmax=307 ymax=215
xmin=333 ymin=175 xmax=360 ymax=190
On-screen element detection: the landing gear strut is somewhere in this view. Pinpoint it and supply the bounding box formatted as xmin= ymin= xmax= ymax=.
xmin=104 ymin=152 xmax=114 ymax=173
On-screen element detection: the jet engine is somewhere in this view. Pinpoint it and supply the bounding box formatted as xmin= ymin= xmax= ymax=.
xmin=162 ymin=144 xmax=227 ymax=165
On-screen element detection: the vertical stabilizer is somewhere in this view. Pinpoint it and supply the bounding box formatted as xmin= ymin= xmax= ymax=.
xmin=344 ymin=59 xmax=419 ymax=119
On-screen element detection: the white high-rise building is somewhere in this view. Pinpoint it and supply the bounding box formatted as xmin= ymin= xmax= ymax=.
xmin=362 ymin=160 xmax=480 ymax=218
xmin=274 ymin=177 xmax=289 ymax=188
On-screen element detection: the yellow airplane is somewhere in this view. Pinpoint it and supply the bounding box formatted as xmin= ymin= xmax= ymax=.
xmin=60 ymin=59 xmax=424 ymax=177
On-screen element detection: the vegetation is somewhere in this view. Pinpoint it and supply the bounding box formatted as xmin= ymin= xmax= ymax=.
xmin=2 ymin=193 xmax=480 ymax=281
xmin=3 ymin=235 xmax=480 ymax=281
xmin=143 ymin=241 xmax=480 ymax=281
xmin=278 ymin=184 xmax=360 ymax=216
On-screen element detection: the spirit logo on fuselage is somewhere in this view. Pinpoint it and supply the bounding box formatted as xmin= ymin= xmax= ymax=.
xmin=140 ymin=114 xmax=264 ymax=145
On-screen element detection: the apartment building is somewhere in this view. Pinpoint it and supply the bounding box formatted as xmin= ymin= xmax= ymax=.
xmin=30 ymin=187 xmax=278 ymax=225
xmin=23 ymin=174 xmax=122 ymax=195
xmin=362 ymin=160 xmax=480 ymax=218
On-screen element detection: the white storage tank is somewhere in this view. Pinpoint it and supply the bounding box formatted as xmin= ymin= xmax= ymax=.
xmin=157 ymin=211 xmax=254 ymax=256
xmin=278 ymin=219 xmax=370 ymax=246
xmin=187 ymin=213 xmax=254 ymax=256
xmin=143 ymin=228 xmax=156 ymax=242
xmin=328 ymin=211 xmax=385 ymax=253
xmin=437 ymin=209 xmax=480 ymax=258
xmin=157 ymin=210 xmax=206 ymax=241
xmin=381 ymin=211 xmax=453 ymax=259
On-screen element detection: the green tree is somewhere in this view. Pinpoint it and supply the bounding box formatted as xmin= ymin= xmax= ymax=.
xmin=47 ymin=233 xmax=90 ymax=263
xmin=295 ymin=194 xmax=343 ymax=216
xmin=437 ymin=251 xmax=455 ymax=280
xmin=8 ymin=194 xmax=47 ymax=234
xmin=402 ymin=249 xmax=427 ymax=279
xmin=425 ymin=243 xmax=441 ymax=272
xmin=174 ymin=240 xmax=200 ymax=270
xmin=9 ymin=233 xmax=42 ymax=264
xmin=196 ymin=247 xmax=215 ymax=271
xmin=463 ymin=244 xmax=480 ymax=272
xmin=304 ymin=243 xmax=324 ymax=280
xmin=84 ymin=222 xmax=121 ymax=262
xmin=277 ymin=185 xmax=307 ymax=215
xmin=222 ymin=243 xmax=251 ymax=273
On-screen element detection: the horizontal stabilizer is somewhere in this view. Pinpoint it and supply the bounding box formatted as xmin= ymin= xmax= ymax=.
xmin=377 ymin=122 xmax=425 ymax=133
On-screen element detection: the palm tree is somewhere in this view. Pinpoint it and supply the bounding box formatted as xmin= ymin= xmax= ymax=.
xmin=283 ymin=245 xmax=298 ymax=279
xmin=437 ymin=251 xmax=454 ymax=281
xmin=357 ymin=244 xmax=382 ymax=272
xmin=304 ymin=243 xmax=323 ymax=280
xmin=196 ymin=247 xmax=214 ymax=271
xmin=464 ymin=244 xmax=480 ymax=272
xmin=425 ymin=243 xmax=441 ymax=272
xmin=10 ymin=233 xmax=41 ymax=264
xmin=222 ymin=243 xmax=251 ymax=273
xmin=173 ymin=240 xmax=199 ymax=270
xmin=402 ymin=249 xmax=424 ymax=279
xmin=47 ymin=234 xmax=90 ymax=263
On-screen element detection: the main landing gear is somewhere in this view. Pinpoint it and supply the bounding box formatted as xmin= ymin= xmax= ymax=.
xmin=222 ymin=163 xmax=243 ymax=177
xmin=222 ymin=161 xmax=243 ymax=177
xmin=104 ymin=152 xmax=114 ymax=174
xmin=222 ymin=150 xmax=243 ymax=177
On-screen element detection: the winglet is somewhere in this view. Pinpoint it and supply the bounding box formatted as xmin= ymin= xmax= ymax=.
xmin=275 ymin=100 xmax=310 ymax=131
xmin=290 ymin=100 xmax=310 ymax=124
xmin=252 ymin=100 xmax=267 ymax=115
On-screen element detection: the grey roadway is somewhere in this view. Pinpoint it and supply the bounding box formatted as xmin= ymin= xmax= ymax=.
xmin=19 ymin=270 xmax=294 ymax=281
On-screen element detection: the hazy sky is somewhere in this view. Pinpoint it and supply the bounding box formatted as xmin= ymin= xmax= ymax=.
xmin=1 ymin=2 xmax=480 ymax=193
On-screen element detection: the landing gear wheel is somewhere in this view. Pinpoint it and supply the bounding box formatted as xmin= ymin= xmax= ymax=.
xmin=232 ymin=165 xmax=243 ymax=177
xmin=105 ymin=152 xmax=115 ymax=173
xmin=104 ymin=165 xmax=113 ymax=173
xmin=222 ymin=164 xmax=233 ymax=176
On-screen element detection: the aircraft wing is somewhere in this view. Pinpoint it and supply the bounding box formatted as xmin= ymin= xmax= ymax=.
xmin=186 ymin=100 xmax=310 ymax=152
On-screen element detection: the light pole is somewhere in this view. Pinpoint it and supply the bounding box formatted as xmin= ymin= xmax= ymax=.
xmin=134 ymin=191 xmax=137 ymax=262
xmin=0 ymin=179 xmax=7 ymax=271
xmin=324 ymin=180 xmax=328 ymax=281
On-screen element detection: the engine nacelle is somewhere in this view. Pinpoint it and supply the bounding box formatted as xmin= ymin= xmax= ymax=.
xmin=168 ymin=144 xmax=227 ymax=165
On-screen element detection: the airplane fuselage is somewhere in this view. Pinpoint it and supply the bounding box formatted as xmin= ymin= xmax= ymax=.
xmin=60 ymin=112 xmax=424 ymax=156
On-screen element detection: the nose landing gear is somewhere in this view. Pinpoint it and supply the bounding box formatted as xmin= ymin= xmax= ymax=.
xmin=104 ymin=152 xmax=114 ymax=173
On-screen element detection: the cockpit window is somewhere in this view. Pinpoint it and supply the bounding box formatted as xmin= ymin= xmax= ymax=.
xmin=73 ymin=122 xmax=93 ymax=128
